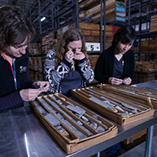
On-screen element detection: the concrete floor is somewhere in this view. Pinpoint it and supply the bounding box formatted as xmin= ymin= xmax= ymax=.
xmin=119 ymin=136 xmax=157 ymax=157
xmin=118 ymin=123 xmax=157 ymax=157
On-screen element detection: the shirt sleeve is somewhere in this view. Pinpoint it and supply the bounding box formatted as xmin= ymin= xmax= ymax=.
xmin=94 ymin=51 xmax=110 ymax=83
xmin=77 ymin=57 xmax=94 ymax=83
xmin=0 ymin=91 xmax=23 ymax=111
xmin=44 ymin=49 xmax=71 ymax=93
xmin=127 ymin=50 xmax=135 ymax=80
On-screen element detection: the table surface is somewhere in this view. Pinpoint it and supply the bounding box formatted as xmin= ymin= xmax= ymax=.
xmin=132 ymin=80 xmax=157 ymax=92
xmin=0 ymin=80 xmax=157 ymax=157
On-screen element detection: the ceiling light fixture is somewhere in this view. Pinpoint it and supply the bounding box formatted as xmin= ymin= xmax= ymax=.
xmin=41 ymin=17 xmax=46 ymax=22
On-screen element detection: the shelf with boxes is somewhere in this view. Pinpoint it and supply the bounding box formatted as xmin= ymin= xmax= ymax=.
xmin=126 ymin=0 xmax=157 ymax=23
xmin=133 ymin=36 xmax=157 ymax=83
xmin=28 ymin=0 xmax=84 ymax=82
xmin=28 ymin=0 xmax=127 ymax=81
xmin=79 ymin=0 xmax=126 ymax=23
xmin=25 ymin=0 xmax=157 ymax=152
xmin=27 ymin=0 xmax=56 ymax=82
xmin=56 ymin=0 xmax=125 ymax=77
xmin=41 ymin=0 xmax=126 ymax=84
xmin=127 ymin=0 xmax=157 ymax=83
xmin=79 ymin=0 xmax=126 ymax=51
xmin=27 ymin=0 xmax=157 ymax=83
xmin=79 ymin=0 xmax=126 ymax=84
xmin=28 ymin=36 xmax=57 ymax=82
xmin=52 ymin=0 xmax=126 ymax=50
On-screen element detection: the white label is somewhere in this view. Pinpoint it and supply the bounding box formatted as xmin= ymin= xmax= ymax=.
xmin=85 ymin=42 xmax=100 ymax=51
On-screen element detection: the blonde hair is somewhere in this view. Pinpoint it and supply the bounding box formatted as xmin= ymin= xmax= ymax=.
xmin=55 ymin=28 xmax=88 ymax=68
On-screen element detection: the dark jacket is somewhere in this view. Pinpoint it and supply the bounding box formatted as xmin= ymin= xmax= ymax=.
xmin=94 ymin=46 xmax=135 ymax=83
xmin=0 ymin=49 xmax=33 ymax=111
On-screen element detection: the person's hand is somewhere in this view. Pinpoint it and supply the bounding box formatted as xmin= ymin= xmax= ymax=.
xmin=108 ymin=77 xmax=123 ymax=85
xmin=74 ymin=51 xmax=85 ymax=60
xmin=20 ymin=89 xmax=42 ymax=101
xmin=123 ymin=77 xmax=132 ymax=85
xmin=64 ymin=50 xmax=74 ymax=63
xmin=33 ymin=81 xmax=49 ymax=92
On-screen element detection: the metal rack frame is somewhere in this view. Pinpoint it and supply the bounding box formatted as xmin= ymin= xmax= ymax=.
xmin=126 ymin=0 xmax=157 ymax=83
xmin=28 ymin=0 xmax=157 ymax=82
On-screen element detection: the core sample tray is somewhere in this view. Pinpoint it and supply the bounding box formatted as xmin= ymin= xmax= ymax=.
xmin=97 ymin=84 xmax=157 ymax=109
xmin=29 ymin=93 xmax=118 ymax=154
xmin=71 ymin=86 xmax=155 ymax=125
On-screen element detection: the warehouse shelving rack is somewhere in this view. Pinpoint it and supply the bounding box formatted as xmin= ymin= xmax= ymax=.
xmin=126 ymin=0 xmax=157 ymax=83
xmin=28 ymin=0 xmax=157 ymax=83
xmin=28 ymin=0 xmax=126 ymax=81
xmin=126 ymin=0 xmax=157 ymax=60
xmin=28 ymin=0 xmax=54 ymax=81
xmin=43 ymin=0 xmax=125 ymax=53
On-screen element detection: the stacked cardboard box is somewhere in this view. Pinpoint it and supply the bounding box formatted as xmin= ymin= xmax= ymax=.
xmin=135 ymin=60 xmax=157 ymax=73
xmin=88 ymin=55 xmax=99 ymax=71
xmin=29 ymin=56 xmax=46 ymax=82
xmin=134 ymin=55 xmax=153 ymax=62
xmin=29 ymin=70 xmax=45 ymax=82
xmin=150 ymin=14 xmax=157 ymax=32
xmin=134 ymin=60 xmax=157 ymax=83
xmin=27 ymin=43 xmax=41 ymax=55
xmin=28 ymin=34 xmax=56 ymax=56
xmin=42 ymin=32 xmax=57 ymax=54
xmin=57 ymin=22 xmax=120 ymax=50
xmin=88 ymin=55 xmax=99 ymax=81
xmin=79 ymin=22 xmax=119 ymax=49
xmin=131 ymin=46 xmax=138 ymax=53
xmin=28 ymin=32 xmax=56 ymax=82
xmin=79 ymin=0 xmax=126 ymax=22
xmin=140 ymin=40 xmax=157 ymax=53
xmin=131 ymin=39 xmax=157 ymax=53
xmin=42 ymin=35 xmax=51 ymax=54
xmin=105 ymin=1 xmax=126 ymax=22
xmin=138 ymin=73 xmax=156 ymax=83
xmin=28 ymin=32 xmax=55 ymax=56
xmin=121 ymin=130 xmax=146 ymax=150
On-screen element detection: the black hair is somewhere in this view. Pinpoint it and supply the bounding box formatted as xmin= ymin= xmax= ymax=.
xmin=112 ymin=25 xmax=136 ymax=49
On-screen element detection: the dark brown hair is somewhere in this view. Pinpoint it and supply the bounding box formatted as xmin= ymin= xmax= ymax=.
xmin=0 ymin=5 xmax=35 ymax=52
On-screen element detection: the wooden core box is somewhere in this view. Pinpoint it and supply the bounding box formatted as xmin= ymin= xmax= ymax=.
xmin=30 ymin=93 xmax=118 ymax=154
xmin=71 ymin=86 xmax=155 ymax=125
xmin=99 ymin=84 xmax=157 ymax=109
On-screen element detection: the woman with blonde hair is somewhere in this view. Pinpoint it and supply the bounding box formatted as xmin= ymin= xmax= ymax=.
xmin=44 ymin=28 xmax=94 ymax=96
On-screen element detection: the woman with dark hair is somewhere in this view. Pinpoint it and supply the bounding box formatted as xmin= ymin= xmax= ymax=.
xmin=44 ymin=28 xmax=94 ymax=96
xmin=0 ymin=6 xmax=49 ymax=111
xmin=94 ymin=25 xmax=136 ymax=85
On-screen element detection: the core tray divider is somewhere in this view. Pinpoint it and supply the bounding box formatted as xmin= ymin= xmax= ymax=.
xmin=36 ymin=97 xmax=80 ymax=142
xmin=40 ymin=96 xmax=91 ymax=137
xmin=48 ymin=95 xmax=99 ymax=135
xmin=54 ymin=94 xmax=109 ymax=131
